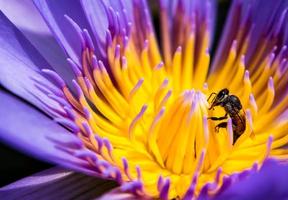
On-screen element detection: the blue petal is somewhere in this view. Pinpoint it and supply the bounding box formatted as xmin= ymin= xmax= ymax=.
xmin=214 ymin=159 xmax=288 ymax=200
xmin=0 ymin=0 xmax=50 ymax=34
xmin=212 ymin=0 xmax=288 ymax=72
xmin=33 ymin=0 xmax=93 ymax=66
xmin=0 ymin=0 xmax=75 ymax=85
xmin=0 ymin=90 xmax=88 ymax=173
xmin=0 ymin=11 xmax=63 ymax=111
xmin=80 ymin=0 xmax=133 ymax=42
xmin=159 ymin=0 xmax=216 ymax=61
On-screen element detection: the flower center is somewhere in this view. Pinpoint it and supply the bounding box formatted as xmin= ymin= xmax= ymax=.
xmin=154 ymin=90 xmax=208 ymax=174
xmin=37 ymin=3 xmax=286 ymax=197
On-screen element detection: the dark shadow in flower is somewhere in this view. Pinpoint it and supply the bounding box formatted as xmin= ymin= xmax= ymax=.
xmin=0 ymin=167 xmax=117 ymax=200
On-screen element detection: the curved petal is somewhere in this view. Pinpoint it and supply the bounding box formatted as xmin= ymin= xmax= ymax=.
xmin=0 ymin=167 xmax=117 ymax=199
xmin=0 ymin=0 xmax=74 ymax=84
xmin=0 ymin=90 xmax=89 ymax=173
xmin=0 ymin=0 xmax=50 ymax=34
xmin=33 ymin=0 xmax=93 ymax=66
xmin=211 ymin=0 xmax=288 ymax=72
xmin=214 ymin=159 xmax=288 ymax=200
xmin=80 ymin=0 xmax=108 ymax=43
xmin=0 ymin=12 xmax=65 ymax=111
xmin=79 ymin=0 xmax=134 ymax=61
xmin=0 ymin=10 xmax=51 ymax=70
xmin=80 ymin=0 xmax=133 ymax=42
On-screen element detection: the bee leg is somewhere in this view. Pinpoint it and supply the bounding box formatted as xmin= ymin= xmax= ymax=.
xmin=215 ymin=122 xmax=227 ymax=132
xmin=208 ymin=114 xmax=228 ymax=121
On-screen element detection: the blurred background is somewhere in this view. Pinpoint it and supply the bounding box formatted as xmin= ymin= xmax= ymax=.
xmin=0 ymin=0 xmax=231 ymax=187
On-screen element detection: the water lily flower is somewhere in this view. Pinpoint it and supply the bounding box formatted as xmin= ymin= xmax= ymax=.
xmin=1 ymin=0 xmax=288 ymax=199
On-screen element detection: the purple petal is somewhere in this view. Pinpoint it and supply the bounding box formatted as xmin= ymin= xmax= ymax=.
xmin=80 ymin=0 xmax=133 ymax=41
xmin=0 ymin=0 xmax=50 ymax=34
xmin=0 ymin=167 xmax=117 ymax=199
xmin=212 ymin=0 xmax=288 ymax=72
xmin=80 ymin=0 xmax=108 ymax=43
xmin=0 ymin=0 xmax=75 ymax=85
xmin=0 ymin=11 xmax=51 ymax=70
xmin=214 ymin=159 xmax=288 ymax=200
xmin=0 ymin=12 xmax=64 ymax=111
xmin=80 ymin=0 xmax=134 ymax=62
xmin=0 ymin=90 xmax=90 ymax=173
xmin=33 ymin=0 xmax=93 ymax=66
xmin=159 ymin=0 xmax=216 ymax=63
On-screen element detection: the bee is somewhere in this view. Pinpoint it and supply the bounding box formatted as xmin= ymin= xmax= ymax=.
xmin=207 ymin=88 xmax=246 ymax=144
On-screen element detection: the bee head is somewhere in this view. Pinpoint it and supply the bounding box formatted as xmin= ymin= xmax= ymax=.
xmin=209 ymin=88 xmax=229 ymax=110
